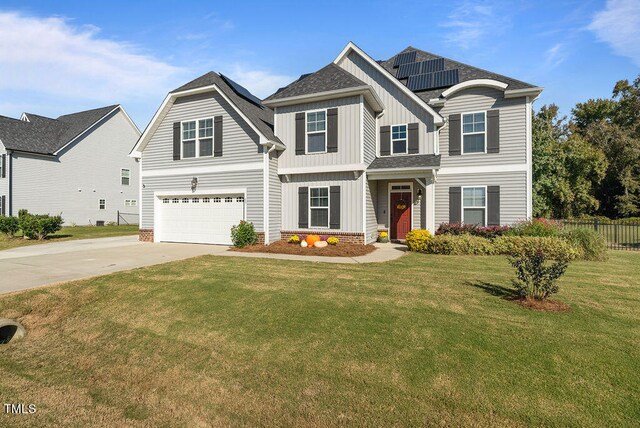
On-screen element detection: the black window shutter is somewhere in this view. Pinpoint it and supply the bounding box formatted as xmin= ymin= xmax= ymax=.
xmin=448 ymin=114 xmax=461 ymax=156
xmin=1 ymin=154 xmax=5 ymax=178
xmin=295 ymin=112 xmax=305 ymax=155
xmin=327 ymin=108 xmax=338 ymax=153
xmin=487 ymin=109 xmax=500 ymax=153
xmin=487 ymin=186 xmax=500 ymax=226
xmin=298 ymin=187 xmax=308 ymax=228
xmin=408 ymin=122 xmax=419 ymax=154
xmin=1 ymin=195 xmax=5 ymax=216
xmin=330 ymin=186 xmax=340 ymax=229
xmin=380 ymin=125 xmax=391 ymax=156
xmin=172 ymin=122 xmax=181 ymax=160
xmin=449 ymin=187 xmax=461 ymax=224
xmin=214 ymin=116 xmax=223 ymax=157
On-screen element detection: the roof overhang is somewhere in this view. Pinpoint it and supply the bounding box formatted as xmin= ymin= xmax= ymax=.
xmin=131 ymin=83 xmax=277 ymax=158
xmin=333 ymin=42 xmax=445 ymax=126
xmin=366 ymin=167 xmax=438 ymax=180
xmin=264 ymin=85 xmax=384 ymax=113
xmin=429 ymin=79 xmax=544 ymax=106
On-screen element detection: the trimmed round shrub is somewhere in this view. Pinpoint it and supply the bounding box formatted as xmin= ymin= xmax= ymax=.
xmin=18 ymin=212 xmax=63 ymax=240
xmin=230 ymin=220 xmax=258 ymax=248
xmin=560 ymin=228 xmax=608 ymax=261
xmin=0 ymin=216 xmax=20 ymax=237
xmin=405 ymin=229 xmax=433 ymax=252
xmin=494 ymin=236 xmax=579 ymax=260
xmin=423 ymin=234 xmax=496 ymax=255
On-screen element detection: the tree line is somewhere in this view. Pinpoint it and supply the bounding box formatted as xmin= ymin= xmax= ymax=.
xmin=533 ymin=75 xmax=640 ymax=219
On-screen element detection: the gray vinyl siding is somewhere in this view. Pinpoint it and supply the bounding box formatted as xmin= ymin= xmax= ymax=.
xmin=140 ymin=169 xmax=264 ymax=231
xmin=365 ymin=179 xmax=377 ymax=243
xmin=281 ymin=172 xmax=363 ymax=233
xmin=268 ymin=151 xmax=281 ymax=242
xmin=11 ymin=109 xmax=140 ymax=225
xmin=0 ymin=142 xmax=7 ymax=213
xmin=434 ymin=171 xmax=527 ymax=226
xmin=363 ymin=101 xmax=376 ymax=164
xmin=438 ymin=87 xmax=527 ymax=166
xmin=143 ymin=91 xmax=262 ymax=171
xmin=276 ymin=96 xmax=361 ymax=168
xmin=338 ymin=51 xmax=435 ymax=154
xmin=375 ymin=179 xmax=426 ymax=230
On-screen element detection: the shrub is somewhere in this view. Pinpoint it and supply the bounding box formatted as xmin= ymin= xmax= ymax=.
xmin=422 ymin=234 xmax=496 ymax=255
xmin=288 ymin=235 xmax=300 ymax=244
xmin=327 ymin=237 xmax=339 ymax=245
xmin=18 ymin=212 xmax=63 ymax=240
xmin=436 ymin=223 xmax=512 ymax=238
xmin=230 ymin=220 xmax=258 ymax=248
xmin=560 ymin=228 xmax=608 ymax=261
xmin=378 ymin=231 xmax=389 ymax=243
xmin=0 ymin=216 xmax=20 ymax=237
xmin=494 ymin=236 xmax=579 ymax=260
xmin=405 ymin=229 xmax=433 ymax=252
xmin=507 ymin=218 xmax=562 ymax=237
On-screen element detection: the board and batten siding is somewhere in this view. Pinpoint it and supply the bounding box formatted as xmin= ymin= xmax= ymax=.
xmin=0 ymin=142 xmax=7 ymax=214
xmin=277 ymin=96 xmax=361 ymax=168
xmin=438 ymin=87 xmax=527 ymax=167
xmin=268 ymin=151 xmax=282 ymax=242
xmin=338 ymin=51 xmax=435 ymax=154
xmin=281 ymin=172 xmax=363 ymax=233
xmin=434 ymin=171 xmax=527 ymax=226
xmin=140 ymin=169 xmax=264 ymax=231
xmin=363 ymin=101 xmax=376 ymax=164
xmin=11 ymin=109 xmax=140 ymax=225
xmin=365 ymin=179 xmax=378 ymax=243
xmin=142 ymin=91 xmax=262 ymax=171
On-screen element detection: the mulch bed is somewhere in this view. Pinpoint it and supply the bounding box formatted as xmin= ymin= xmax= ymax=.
xmin=229 ymin=240 xmax=377 ymax=257
xmin=510 ymin=297 xmax=571 ymax=313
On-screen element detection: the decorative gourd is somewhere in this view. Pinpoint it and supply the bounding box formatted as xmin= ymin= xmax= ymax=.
xmin=305 ymin=235 xmax=321 ymax=247
xmin=300 ymin=241 xmax=308 ymax=248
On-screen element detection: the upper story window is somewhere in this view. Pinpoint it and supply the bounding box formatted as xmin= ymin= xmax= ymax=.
xmin=309 ymin=187 xmax=329 ymax=228
xmin=306 ymin=111 xmax=326 ymax=153
xmin=462 ymin=112 xmax=486 ymax=154
xmin=182 ymin=118 xmax=213 ymax=158
xmin=121 ymin=168 xmax=130 ymax=186
xmin=463 ymin=187 xmax=486 ymax=226
xmin=391 ymin=125 xmax=407 ymax=154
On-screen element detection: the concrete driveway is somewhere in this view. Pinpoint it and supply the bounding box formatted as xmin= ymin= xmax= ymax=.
xmin=0 ymin=236 xmax=228 ymax=294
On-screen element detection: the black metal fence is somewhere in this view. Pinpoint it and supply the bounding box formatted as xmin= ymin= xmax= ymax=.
xmin=117 ymin=211 xmax=139 ymax=226
xmin=562 ymin=219 xmax=640 ymax=251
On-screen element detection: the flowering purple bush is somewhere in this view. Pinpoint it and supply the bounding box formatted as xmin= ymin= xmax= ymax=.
xmin=436 ymin=223 xmax=512 ymax=239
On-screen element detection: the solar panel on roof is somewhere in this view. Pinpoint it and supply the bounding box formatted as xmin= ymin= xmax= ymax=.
xmin=407 ymin=73 xmax=433 ymax=91
xmin=421 ymin=58 xmax=445 ymax=73
xmin=432 ymin=69 xmax=459 ymax=88
xmin=406 ymin=69 xmax=460 ymax=91
xmin=396 ymin=58 xmax=446 ymax=79
xmin=220 ymin=73 xmax=263 ymax=107
xmin=392 ymin=51 xmax=417 ymax=68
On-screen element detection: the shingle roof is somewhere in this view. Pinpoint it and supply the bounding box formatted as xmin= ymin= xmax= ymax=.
xmin=171 ymin=72 xmax=280 ymax=143
xmin=264 ymin=63 xmax=367 ymax=101
xmin=379 ymin=46 xmax=536 ymax=101
xmin=368 ymin=154 xmax=441 ymax=170
xmin=0 ymin=105 xmax=118 ymax=155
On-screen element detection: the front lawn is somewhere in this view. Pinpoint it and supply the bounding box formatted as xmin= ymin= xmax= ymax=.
xmin=0 ymin=225 xmax=139 ymax=251
xmin=0 ymin=251 xmax=638 ymax=426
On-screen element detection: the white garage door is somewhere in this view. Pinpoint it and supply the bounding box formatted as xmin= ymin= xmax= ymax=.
xmin=158 ymin=195 xmax=244 ymax=245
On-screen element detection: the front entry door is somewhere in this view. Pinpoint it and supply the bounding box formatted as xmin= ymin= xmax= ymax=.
xmin=390 ymin=192 xmax=412 ymax=240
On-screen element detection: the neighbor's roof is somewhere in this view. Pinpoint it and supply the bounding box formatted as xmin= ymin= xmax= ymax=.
xmin=265 ymin=63 xmax=367 ymax=101
xmin=0 ymin=105 xmax=119 ymax=155
xmin=368 ymin=154 xmax=441 ymax=170
xmin=171 ymin=72 xmax=280 ymax=143
xmin=379 ymin=46 xmax=537 ymax=102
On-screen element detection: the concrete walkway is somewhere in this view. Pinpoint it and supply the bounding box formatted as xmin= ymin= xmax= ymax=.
xmin=0 ymin=237 xmax=407 ymax=295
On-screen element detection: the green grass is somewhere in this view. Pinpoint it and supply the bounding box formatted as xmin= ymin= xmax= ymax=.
xmin=0 ymin=225 xmax=138 ymax=251
xmin=0 ymin=251 xmax=639 ymax=427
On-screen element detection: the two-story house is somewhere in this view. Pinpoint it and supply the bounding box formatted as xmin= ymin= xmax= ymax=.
xmin=0 ymin=105 xmax=140 ymax=225
xmin=132 ymin=42 xmax=541 ymax=245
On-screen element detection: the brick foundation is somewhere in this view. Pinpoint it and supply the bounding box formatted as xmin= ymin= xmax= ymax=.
xmin=280 ymin=230 xmax=365 ymax=245
xmin=139 ymin=229 xmax=154 ymax=242
xmin=256 ymin=232 xmax=265 ymax=245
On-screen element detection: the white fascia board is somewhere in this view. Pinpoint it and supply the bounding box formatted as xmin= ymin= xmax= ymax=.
xmin=278 ymin=163 xmax=367 ymax=176
xmin=438 ymin=163 xmax=528 ymax=175
xmin=118 ymin=105 xmax=142 ymax=136
xmin=264 ymin=85 xmax=384 ymax=113
xmin=333 ymin=42 xmax=444 ymax=126
xmin=142 ymin=161 xmax=264 ymax=178
xmin=441 ymin=79 xmax=508 ymax=98
xmin=367 ymin=169 xmax=436 ymax=180
xmin=504 ymin=87 xmax=544 ymax=99
xmin=53 ymin=105 xmax=121 ymax=155
xmin=154 ymin=187 xmax=247 ymax=197
xmin=367 ymin=166 xmax=438 ymax=174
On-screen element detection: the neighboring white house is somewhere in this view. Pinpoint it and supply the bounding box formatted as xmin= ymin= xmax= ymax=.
xmin=0 ymin=105 xmax=141 ymax=225
xmin=132 ymin=42 xmax=542 ymax=245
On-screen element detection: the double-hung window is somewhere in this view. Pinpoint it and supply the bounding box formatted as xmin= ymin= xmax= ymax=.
xmin=182 ymin=118 xmax=213 ymax=158
xmin=462 ymin=112 xmax=486 ymax=153
xmin=99 ymin=199 xmax=106 ymax=210
xmin=391 ymin=125 xmax=407 ymax=154
xmin=306 ymin=111 xmax=326 ymax=153
xmin=463 ymin=187 xmax=486 ymax=226
xmin=121 ymin=168 xmax=130 ymax=186
xmin=309 ymin=187 xmax=329 ymax=228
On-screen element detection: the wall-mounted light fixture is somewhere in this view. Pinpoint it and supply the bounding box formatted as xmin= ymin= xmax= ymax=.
xmin=417 ymin=189 xmax=423 ymax=204
xmin=191 ymin=177 xmax=198 ymax=191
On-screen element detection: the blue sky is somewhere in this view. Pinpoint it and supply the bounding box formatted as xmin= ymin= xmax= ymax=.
xmin=0 ymin=0 xmax=638 ymax=128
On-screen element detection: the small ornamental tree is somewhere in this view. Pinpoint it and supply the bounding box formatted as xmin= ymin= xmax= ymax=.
xmin=230 ymin=220 xmax=258 ymax=248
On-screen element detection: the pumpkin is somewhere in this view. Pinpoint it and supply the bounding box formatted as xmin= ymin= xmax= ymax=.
xmin=305 ymin=235 xmax=321 ymax=247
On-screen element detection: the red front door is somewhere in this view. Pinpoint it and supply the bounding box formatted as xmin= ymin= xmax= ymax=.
xmin=390 ymin=192 xmax=412 ymax=240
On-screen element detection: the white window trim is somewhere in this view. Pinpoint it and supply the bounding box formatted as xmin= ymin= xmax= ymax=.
xmin=461 ymin=185 xmax=487 ymax=226
xmin=391 ymin=123 xmax=408 ymax=155
xmin=387 ymin=181 xmax=414 ymax=235
xmin=121 ymin=168 xmax=131 ymax=186
xmin=309 ymin=186 xmax=330 ymax=229
xmin=461 ymin=111 xmax=487 ymax=155
xmin=180 ymin=117 xmax=215 ymax=159
xmin=99 ymin=199 xmax=106 ymax=210
xmin=305 ymin=109 xmax=328 ymax=155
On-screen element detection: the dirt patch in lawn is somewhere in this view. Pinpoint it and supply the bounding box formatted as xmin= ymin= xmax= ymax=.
xmin=230 ymin=240 xmax=377 ymax=257
xmin=510 ymin=297 xmax=571 ymax=313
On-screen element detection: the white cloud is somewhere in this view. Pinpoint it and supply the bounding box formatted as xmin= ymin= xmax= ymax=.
xmin=0 ymin=11 xmax=184 ymax=103
xmin=544 ymin=43 xmax=566 ymax=68
xmin=440 ymin=2 xmax=507 ymax=49
xmin=225 ymin=65 xmax=294 ymax=99
xmin=589 ymin=0 xmax=640 ymax=66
